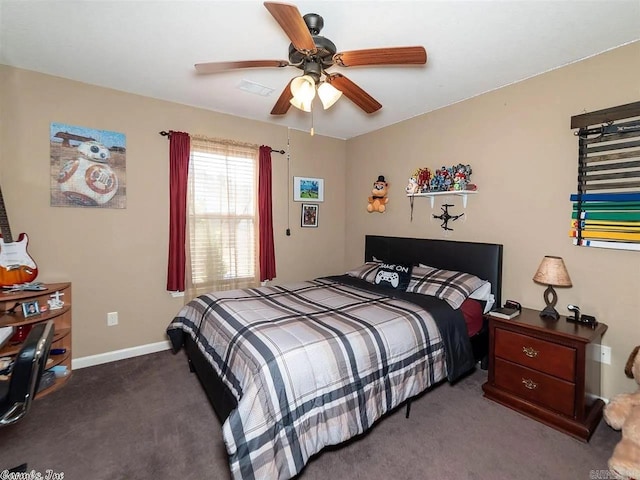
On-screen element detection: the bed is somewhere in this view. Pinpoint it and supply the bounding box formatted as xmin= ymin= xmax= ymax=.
xmin=167 ymin=235 xmax=503 ymax=480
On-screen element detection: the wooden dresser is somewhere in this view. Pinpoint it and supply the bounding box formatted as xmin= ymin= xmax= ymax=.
xmin=482 ymin=307 xmax=607 ymax=441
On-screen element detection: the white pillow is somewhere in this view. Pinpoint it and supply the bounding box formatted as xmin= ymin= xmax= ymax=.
xmin=469 ymin=281 xmax=495 ymax=313
xmin=469 ymin=281 xmax=492 ymax=301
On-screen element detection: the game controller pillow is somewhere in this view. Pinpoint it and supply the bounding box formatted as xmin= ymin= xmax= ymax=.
xmin=373 ymin=263 xmax=412 ymax=290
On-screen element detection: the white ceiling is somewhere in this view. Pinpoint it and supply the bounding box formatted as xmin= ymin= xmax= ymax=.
xmin=1 ymin=1 xmax=639 ymax=140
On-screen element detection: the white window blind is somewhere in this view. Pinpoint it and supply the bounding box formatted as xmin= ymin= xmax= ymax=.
xmin=187 ymin=139 xmax=258 ymax=295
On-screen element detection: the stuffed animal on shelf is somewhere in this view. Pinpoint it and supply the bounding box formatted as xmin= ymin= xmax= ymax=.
xmin=453 ymin=163 xmax=472 ymax=191
xmin=603 ymin=345 xmax=640 ymax=480
xmin=405 ymin=177 xmax=420 ymax=195
xmin=412 ymin=167 xmax=432 ymax=193
xmin=367 ymin=175 xmax=389 ymax=213
xmin=430 ymin=166 xmax=454 ymax=192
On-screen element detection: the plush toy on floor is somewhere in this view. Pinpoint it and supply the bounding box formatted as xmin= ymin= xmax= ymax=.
xmin=367 ymin=175 xmax=389 ymax=213
xmin=603 ymin=345 xmax=640 ymax=480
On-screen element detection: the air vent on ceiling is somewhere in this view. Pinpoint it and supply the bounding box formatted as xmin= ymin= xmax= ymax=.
xmin=237 ymin=79 xmax=275 ymax=97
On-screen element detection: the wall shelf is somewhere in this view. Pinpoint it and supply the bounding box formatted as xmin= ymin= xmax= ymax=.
xmin=407 ymin=190 xmax=478 ymax=208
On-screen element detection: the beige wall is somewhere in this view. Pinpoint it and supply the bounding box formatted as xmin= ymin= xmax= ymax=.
xmin=346 ymin=42 xmax=640 ymax=398
xmin=0 ymin=65 xmax=347 ymax=358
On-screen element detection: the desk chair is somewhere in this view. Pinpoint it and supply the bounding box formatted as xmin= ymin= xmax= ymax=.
xmin=0 ymin=320 xmax=55 ymax=426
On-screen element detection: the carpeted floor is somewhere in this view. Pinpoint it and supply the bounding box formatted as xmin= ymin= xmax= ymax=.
xmin=0 ymin=350 xmax=621 ymax=479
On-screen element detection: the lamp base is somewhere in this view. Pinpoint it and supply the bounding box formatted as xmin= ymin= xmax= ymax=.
xmin=539 ymin=305 xmax=560 ymax=321
xmin=539 ymin=284 xmax=560 ymax=320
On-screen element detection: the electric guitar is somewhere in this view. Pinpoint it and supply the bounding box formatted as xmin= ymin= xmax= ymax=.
xmin=0 ymin=185 xmax=38 ymax=286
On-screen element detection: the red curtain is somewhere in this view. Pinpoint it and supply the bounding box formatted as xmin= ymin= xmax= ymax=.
xmin=167 ymin=131 xmax=190 ymax=292
xmin=259 ymin=146 xmax=276 ymax=282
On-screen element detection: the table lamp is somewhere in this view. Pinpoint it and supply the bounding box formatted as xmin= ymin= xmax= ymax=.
xmin=532 ymin=256 xmax=572 ymax=320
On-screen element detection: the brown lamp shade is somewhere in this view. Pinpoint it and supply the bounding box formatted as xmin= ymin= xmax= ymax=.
xmin=532 ymin=256 xmax=572 ymax=287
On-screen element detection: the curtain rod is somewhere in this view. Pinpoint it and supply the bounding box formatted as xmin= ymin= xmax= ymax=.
xmin=159 ymin=131 xmax=284 ymax=154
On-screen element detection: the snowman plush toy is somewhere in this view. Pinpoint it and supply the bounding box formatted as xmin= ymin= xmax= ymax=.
xmin=57 ymin=140 xmax=118 ymax=206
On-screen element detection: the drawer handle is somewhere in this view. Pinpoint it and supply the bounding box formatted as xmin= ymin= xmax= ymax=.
xmin=522 ymin=378 xmax=538 ymax=390
xmin=522 ymin=346 xmax=539 ymax=358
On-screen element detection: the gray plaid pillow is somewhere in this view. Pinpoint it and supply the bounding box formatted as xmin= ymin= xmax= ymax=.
xmin=406 ymin=265 xmax=486 ymax=309
xmin=346 ymin=262 xmax=380 ymax=283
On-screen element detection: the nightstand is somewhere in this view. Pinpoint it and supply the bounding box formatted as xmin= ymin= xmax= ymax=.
xmin=481 ymin=307 xmax=608 ymax=441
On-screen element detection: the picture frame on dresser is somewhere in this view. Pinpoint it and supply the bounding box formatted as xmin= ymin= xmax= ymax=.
xmin=21 ymin=300 xmax=40 ymax=318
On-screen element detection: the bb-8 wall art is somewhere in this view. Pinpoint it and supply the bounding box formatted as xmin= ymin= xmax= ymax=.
xmin=50 ymin=122 xmax=126 ymax=208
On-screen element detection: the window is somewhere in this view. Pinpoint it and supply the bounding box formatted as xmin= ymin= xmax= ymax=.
xmin=186 ymin=137 xmax=259 ymax=296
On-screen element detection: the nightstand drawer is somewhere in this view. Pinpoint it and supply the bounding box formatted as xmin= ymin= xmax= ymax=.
xmin=495 ymin=328 xmax=576 ymax=381
xmin=494 ymin=358 xmax=575 ymax=417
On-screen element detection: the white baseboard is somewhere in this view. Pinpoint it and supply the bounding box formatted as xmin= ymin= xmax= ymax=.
xmin=72 ymin=340 xmax=172 ymax=370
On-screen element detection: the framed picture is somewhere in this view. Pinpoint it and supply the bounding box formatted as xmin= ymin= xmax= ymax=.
xmin=50 ymin=122 xmax=126 ymax=209
xmin=301 ymin=204 xmax=319 ymax=228
xmin=22 ymin=301 xmax=40 ymax=318
xmin=293 ymin=177 xmax=324 ymax=202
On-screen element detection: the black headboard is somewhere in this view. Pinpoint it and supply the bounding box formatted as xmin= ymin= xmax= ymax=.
xmin=365 ymin=235 xmax=503 ymax=308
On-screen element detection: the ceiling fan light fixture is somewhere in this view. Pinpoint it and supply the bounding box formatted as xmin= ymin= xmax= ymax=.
xmin=317 ymin=82 xmax=342 ymax=110
xmin=290 ymin=75 xmax=316 ymax=112
xmin=290 ymin=96 xmax=313 ymax=112
xmin=195 ymin=3 xmax=429 ymax=118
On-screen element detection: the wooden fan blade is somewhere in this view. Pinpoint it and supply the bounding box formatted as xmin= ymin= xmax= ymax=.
xmin=195 ymin=60 xmax=289 ymax=75
xmin=270 ymin=79 xmax=294 ymax=115
xmin=326 ymin=74 xmax=382 ymax=114
xmin=334 ymin=46 xmax=427 ymax=67
xmin=264 ymin=2 xmax=316 ymax=54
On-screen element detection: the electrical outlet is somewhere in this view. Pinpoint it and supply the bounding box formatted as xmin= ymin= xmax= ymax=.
xmin=600 ymin=345 xmax=611 ymax=365
xmin=107 ymin=311 xmax=118 ymax=326
xmin=588 ymin=344 xmax=611 ymax=365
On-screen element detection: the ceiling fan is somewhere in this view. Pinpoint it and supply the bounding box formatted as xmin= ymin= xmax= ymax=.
xmin=194 ymin=1 xmax=427 ymax=116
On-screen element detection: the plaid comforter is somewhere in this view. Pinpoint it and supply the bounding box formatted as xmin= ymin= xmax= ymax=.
xmin=167 ymin=277 xmax=469 ymax=480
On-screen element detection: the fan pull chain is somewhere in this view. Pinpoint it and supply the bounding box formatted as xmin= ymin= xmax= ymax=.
xmin=310 ymin=104 xmax=315 ymax=136
xmin=286 ymin=128 xmax=291 ymax=236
